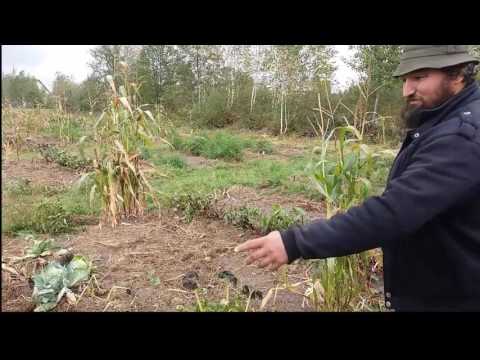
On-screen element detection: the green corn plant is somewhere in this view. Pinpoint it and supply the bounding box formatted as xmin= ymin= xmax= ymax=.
xmin=304 ymin=119 xmax=393 ymax=311
xmin=307 ymin=122 xmax=373 ymax=218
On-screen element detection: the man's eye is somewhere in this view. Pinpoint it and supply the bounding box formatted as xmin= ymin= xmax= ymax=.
xmin=415 ymin=75 xmax=426 ymax=80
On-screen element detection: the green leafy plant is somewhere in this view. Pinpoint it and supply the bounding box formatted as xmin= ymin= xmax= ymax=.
xmin=38 ymin=144 xmax=91 ymax=170
xmin=157 ymin=154 xmax=187 ymax=169
xmin=307 ymin=123 xmax=394 ymax=218
xmin=183 ymin=135 xmax=208 ymax=156
xmin=27 ymin=238 xmax=59 ymax=257
xmin=148 ymin=271 xmax=161 ymax=286
xmin=202 ymin=132 xmax=244 ymax=160
xmin=32 ymin=255 xmax=92 ymax=312
xmin=166 ymin=128 xmax=185 ymax=151
xmin=259 ymin=205 xmax=307 ymax=234
xmin=168 ymin=192 xmax=218 ymax=223
xmin=33 ymin=199 xmax=74 ymax=234
xmin=224 ymin=206 xmax=262 ymax=230
xmin=251 ymin=139 xmax=274 ymax=154
xmin=224 ymin=205 xmax=307 ymax=234
xmin=181 ymin=131 xmax=244 ymax=160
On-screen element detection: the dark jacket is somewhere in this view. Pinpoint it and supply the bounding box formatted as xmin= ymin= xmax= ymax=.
xmin=281 ymin=82 xmax=480 ymax=311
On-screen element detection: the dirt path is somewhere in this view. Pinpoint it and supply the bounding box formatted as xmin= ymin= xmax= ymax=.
xmin=183 ymin=154 xmax=219 ymax=168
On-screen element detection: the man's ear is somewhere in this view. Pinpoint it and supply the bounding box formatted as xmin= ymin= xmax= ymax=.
xmin=453 ymin=72 xmax=465 ymax=86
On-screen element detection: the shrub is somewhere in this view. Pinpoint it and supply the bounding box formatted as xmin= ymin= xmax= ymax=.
xmin=201 ymin=132 xmax=243 ymax=160
xmin=168 ymin=192 xmax=218 ymax=223
xmin=159 ymin=154 xmax=187 ymax=169
xmin=38 ymin=144 xmax=91 ymax=170
xmin=181 ymin=131 xmax=244 ymax=161
xmin=191 ymin=90 xmax=237 ymax=128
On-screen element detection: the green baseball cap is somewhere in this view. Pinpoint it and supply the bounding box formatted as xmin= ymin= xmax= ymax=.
xmin=393 ymin=45 xmax=479 ymax=77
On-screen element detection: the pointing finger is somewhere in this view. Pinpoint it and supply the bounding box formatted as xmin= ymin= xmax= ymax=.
xmin=234 ymin=237 xmax=265 ymax=253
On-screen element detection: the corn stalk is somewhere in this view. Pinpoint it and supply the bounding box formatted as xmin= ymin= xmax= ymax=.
xmin=303 ymin=117 xmax=393 ymax=311
xmin=86 ymin=64 xmax=164 ymax=227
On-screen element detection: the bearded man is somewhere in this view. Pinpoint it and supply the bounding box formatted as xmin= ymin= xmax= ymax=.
xmin=236 ymin=45 xmax=480 ymax=312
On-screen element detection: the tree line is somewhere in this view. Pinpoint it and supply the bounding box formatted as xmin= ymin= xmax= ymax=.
xmin=3 ymin=45 xmax=479 ymax=141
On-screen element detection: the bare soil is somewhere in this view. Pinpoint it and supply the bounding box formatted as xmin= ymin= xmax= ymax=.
xmin=2 ymin=213 xmax=315 ymax=312
xmin=183 ymin=154 xmax=218 ymax=168
xmin=2 ymin=158 xmax=82 ymax=188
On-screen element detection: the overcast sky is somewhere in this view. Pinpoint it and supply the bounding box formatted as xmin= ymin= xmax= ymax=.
xmin=1 ymin=45 xmax=358 ymax=92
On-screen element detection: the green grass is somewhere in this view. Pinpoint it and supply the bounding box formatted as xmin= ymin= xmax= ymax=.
xmin=202 ymin=132 xmax=244 ymax=160
xmin=243 ymin=138 xmax=274 ymax=154
xmin=191 ymin=295 xmax=248 ymax=312
xmin=152 ymin=156 xmax=317 ymax=202
xmin=151 ymin=153 xmax=187 ymax=169
xmin=166 ymin=129 xmax=275 ymax=161
xmin=182 ymin=131 xmax=244 ymax=160
xmin=3 ymin=178 xmax=34 ymax=196
xmin=58 ymin=182 xmax=102 ymax=217
xmin=4 ymin=180 xmax=66 ymax=198
xmin=2 ymin=177 xmax=101 ymax=236
xmin=2 ymin=198 xmax=75 ymax=235
xmin=149 ymin=137 xmax=395 ymax=215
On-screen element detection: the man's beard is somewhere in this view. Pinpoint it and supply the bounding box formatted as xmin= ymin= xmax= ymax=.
xmin=400 ymin=80 xmax=456 ymax=130
xmin=400 ymin=104 xmax=423 ymax=129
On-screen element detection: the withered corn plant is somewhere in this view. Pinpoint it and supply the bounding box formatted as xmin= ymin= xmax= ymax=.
xmin=1 ymin=104 xmax=35 ymax=160
xmin=82 ymin=63 xmax=165 ymax=227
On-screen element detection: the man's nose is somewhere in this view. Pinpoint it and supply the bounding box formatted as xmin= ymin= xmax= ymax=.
xmin=403 ymin=79 xmax=416 ymax=98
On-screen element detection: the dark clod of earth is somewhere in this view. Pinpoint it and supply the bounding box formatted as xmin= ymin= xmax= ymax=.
xmin=182 ymin=271 xmax=200 ymax=290
xmin=217 ymin=271 xmax=238 ymax=287
xmin=251 ymin=290 xmax=263 ymax=300
xmin=241 ymin=285 xmax=263 ymax=300
xmin=181 ymin=253 xmax=194 ymax=262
